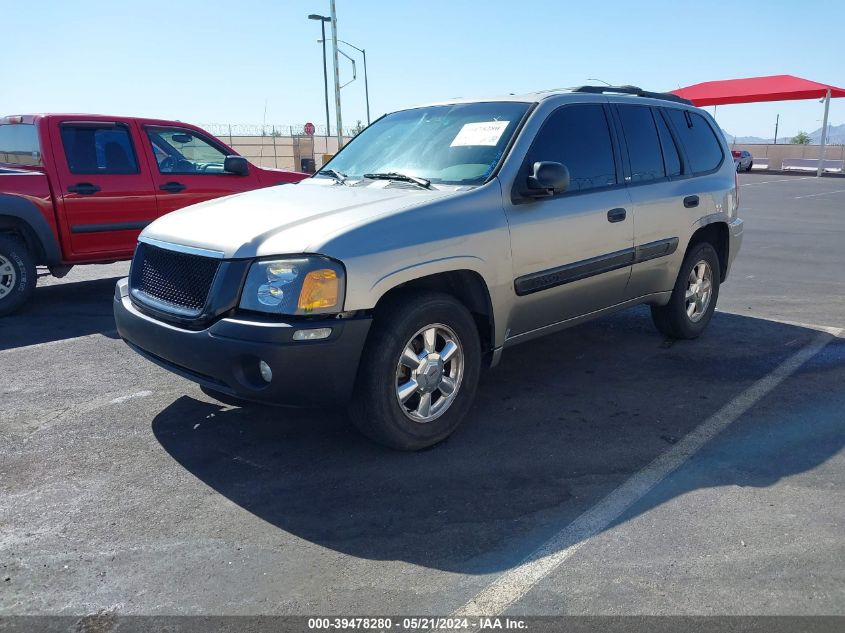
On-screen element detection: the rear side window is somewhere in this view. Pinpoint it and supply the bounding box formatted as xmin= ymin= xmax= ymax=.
xmin=60 ymin=123 xmax=139 ymax=174
xmin=665 ymin=109 xmax=723 ymax=174
xmin=529 ymin=104 xmax=617 ymax=192
xmin=0 ymin=123 xmax=42 ymax=166
xmin=655 ymin=111 xmax=682 ymax=177
xmin=617 ymin=105 xmax=664 ymax=183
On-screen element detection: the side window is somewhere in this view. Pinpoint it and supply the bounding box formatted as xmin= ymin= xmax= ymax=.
xmin=529 ymin=104 xmax=616 ymax=192
xmin=654 ymin=110 xmax=682 ymax=177
xmin=0 ymin=123 xmax=42 ymax=166
xmin=146 ymin=127 xmax=228 ymax=174
xmin=665 ymin=109 xmax=723 ymax=174
xmin=60 ymin=123 xmax=139 ymax=174
xmin=617 ymin=105 xmax=665 ymax=183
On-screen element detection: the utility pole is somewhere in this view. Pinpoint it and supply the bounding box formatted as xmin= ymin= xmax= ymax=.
xmin=817 ymin=89 xmax=830 ymax=178
xmin=329 ymin=0 xmax=343 ymax=149
xmin=773 ymin=113 xmax=779 ymax=145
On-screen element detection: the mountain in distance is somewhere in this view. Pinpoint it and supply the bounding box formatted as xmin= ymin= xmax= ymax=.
xmin=721 ymin=123 xmax=845 ymax=145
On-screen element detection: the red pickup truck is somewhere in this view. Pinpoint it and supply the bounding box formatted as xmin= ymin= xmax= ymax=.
xmin=0 ymin=114 xmax=307 ymax=315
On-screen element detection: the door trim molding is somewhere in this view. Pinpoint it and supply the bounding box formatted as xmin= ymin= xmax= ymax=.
xmin=514 ymin=237 xmax=678 ymax=296
xmin=70 ymin=220 xmax=151 ymax=234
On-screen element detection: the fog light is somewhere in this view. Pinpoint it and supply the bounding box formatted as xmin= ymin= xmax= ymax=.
xmin=292 ymin=327 xmax=332 ymax=341
xmin=259 ymin=360 xmax=273 ymax=383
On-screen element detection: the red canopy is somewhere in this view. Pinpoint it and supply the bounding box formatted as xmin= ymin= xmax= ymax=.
xmin=672 ymin=75 xmax=845 ymax=106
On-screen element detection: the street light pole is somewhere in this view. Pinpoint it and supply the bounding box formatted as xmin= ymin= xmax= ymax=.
xmin=307 ymin=14 xmax=331 ymax=137
xmin=329 ymin=0 xmax=343 ymax=149
xmin=336 ymin=39 xmax=370 ymax=125
xmin=774 ymin=113 xmax=779 ymax=145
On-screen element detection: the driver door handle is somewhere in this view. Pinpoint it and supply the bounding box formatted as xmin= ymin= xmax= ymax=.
xmin=160 ymin=181 xmax=187 ymax=193
xmin=607 ymin=207 xmax=627 ymax=223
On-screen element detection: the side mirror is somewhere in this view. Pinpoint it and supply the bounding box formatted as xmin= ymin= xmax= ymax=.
xmin=224 ymin=155 xmax=249 ymax=176
xmin=526 ymin=161 xmax=569 ymax=197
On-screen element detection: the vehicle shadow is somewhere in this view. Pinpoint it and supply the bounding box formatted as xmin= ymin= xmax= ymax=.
xmin=0 ymin=276 xmax=121 ymax=351
xmin=150 ymin=308 xmax=843 ymax=573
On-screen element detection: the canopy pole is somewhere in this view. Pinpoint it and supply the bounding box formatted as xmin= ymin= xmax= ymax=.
xmin=817 ymin=89 xmax=830 ymax=178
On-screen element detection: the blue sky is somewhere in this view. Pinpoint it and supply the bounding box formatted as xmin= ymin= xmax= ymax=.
xmin=4 ymin=0 xmax=843 ymax=139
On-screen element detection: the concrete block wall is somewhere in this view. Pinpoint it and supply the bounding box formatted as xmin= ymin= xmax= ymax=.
xmin=729 ymin=143 xmax=845 ymax=170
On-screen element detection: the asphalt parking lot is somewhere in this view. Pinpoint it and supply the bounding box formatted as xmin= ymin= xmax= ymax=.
xmin=2 ymin=173 xmax=844 ymax=619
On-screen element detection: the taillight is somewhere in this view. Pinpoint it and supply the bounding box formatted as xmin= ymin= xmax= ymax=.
xmin=733 ymin=170 xmax=739 ymax=217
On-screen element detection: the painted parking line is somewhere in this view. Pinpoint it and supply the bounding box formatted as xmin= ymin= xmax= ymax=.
xmin=740 ymin=177 xmax=813 ymax=186
xmin=452 ymin=329 xmax=840 ymax=617
xmin=794 ymin=188 xmax=845 ymax=199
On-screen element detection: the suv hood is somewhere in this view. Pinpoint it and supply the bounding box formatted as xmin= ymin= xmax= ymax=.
xmin=141 ymin=181 xmax=456 ymax=259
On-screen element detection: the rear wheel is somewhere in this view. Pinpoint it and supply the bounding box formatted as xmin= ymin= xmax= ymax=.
xmin=0 ymin=235 xmax=36 ymax=317
xmin=651 ymin=242 xmax=720 ymax=339
xmin=348 ymin=291 xmax=481 ymax=450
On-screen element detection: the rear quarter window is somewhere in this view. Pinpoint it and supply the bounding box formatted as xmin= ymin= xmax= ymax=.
xmin=665 ymin=109 xmax=724 ymax=174
xmin=0 ymin=123 xmax=42 ymax=166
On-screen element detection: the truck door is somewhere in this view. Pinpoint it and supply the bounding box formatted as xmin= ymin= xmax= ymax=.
xmin=141 ymin=125 xmax=263 ymax=215
xmin=503 ymin=103 xmax=634 ymax=337
xmin=49 ymin=119 xmax=159 ymax=257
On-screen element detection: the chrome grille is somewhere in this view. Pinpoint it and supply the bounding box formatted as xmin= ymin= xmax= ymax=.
xmin=130 ymin=242 xmax=220 ymax=315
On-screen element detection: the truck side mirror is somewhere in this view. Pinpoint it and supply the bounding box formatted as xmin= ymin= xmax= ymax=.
xmin=526 ymin=161 xmax=569 ymax=197
xmin=224 ymin=155 xmax=249 ymax=176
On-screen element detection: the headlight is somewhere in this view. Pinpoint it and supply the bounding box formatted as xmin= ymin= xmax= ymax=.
xmin=239 ymin=257 xmax=345 ymax=315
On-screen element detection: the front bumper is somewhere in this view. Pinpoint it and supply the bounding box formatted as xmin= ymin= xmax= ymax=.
xmin=113 ymin=278 xmax=371 ymax=406
xmin=725 ymin=217 xmax=744 ymax=280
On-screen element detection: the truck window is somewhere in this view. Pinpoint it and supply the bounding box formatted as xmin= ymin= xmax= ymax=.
xmin=60 ymin=123 xmax=139 ymax=174
xmin=528 ymin=104 xmax=617 ymax=192
xmin=654 ymin=110 xmax=682 ymax=177
xmin=145 ymin=127 xmax=228 ymax=174
xmin=0 ymin=123 xmax=42 ymax=166
xmin=664 ymin=109 xmax=724 ymax=174
xmin=617 ymin=105 xmax=665 ymax=183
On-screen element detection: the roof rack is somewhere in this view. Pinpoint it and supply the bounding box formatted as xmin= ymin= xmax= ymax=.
xmin=571 ymin=85 xmax=692 ymax=105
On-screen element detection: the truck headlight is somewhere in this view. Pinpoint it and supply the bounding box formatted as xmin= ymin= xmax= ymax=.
xmin=239 ymin=257 xmax=345 ymax=315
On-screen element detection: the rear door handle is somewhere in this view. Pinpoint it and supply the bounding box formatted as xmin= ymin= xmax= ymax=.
xmin=67 ymin=183 xmax=100 ymax=195
xmin=683 ymin=195 xmax=699 ymax=208
xmin=159 ymin=181 xmax=187 ymax=193
xmin=607 ymin=207 xmax=627 ymax=223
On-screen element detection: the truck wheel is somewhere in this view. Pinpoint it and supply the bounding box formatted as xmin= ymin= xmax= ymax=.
xmin=0 ymin=235 xmax=37 ymax=317
xmin=651 ymin=242 xmax=720 ymax=340
xmin=348 ymin=291 xmax=481 ymax=450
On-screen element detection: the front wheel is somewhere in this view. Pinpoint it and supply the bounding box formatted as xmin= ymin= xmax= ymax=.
xmin=0 ymin=235 xmax=37 ymax=317
xmin=348 ymin=291 xmax=481 ymax=450
xmin=651 ymin=242 xmax=720 ymax=339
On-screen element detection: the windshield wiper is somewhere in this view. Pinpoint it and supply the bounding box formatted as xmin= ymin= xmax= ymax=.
xmin=316 ymin=168 xmax=348 ymax=185
xmin=362 ymin=172 xmax=432 ymax=189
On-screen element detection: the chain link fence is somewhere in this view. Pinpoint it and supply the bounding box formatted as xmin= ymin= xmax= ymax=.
xmin=203 ymin=123 xmax=361 ymax=137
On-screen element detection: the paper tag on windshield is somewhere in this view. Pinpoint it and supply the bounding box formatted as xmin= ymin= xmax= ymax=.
xmin=450 ymin=121 xmax=509 ymax=147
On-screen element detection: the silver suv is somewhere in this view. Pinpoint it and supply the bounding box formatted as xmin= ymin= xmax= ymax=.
xmin=114 ymin=85 xmax=743 ymax=450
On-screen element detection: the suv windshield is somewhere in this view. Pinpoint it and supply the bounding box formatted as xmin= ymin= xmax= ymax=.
xmin=321 ymin=102 xmax=531 ymax=185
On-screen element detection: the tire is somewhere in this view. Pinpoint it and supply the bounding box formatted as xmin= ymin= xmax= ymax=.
xmin=200 ymin=384 xmax=257 ymax=408
xmin=0 ymin=235 xmax=37 ymax=317
xmin=650 ymin=242 xmax=720 ymax=340
xmin=746 ymin=161 xmax=754 ymax=172
xmin=348 ymin=290 xmax=481 ymax=450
